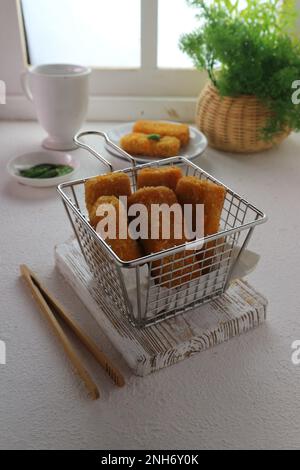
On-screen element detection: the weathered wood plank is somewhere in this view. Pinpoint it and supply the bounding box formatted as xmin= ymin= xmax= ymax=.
xmin=55 ymin=240 xmax=268 ymax=376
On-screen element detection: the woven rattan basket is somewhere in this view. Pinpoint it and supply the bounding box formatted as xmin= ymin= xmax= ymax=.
xmin=196 ymin=82 xmax=290 ymax=153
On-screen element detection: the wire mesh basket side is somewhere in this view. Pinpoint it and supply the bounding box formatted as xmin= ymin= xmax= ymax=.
xmin=132 ymin=230 xmax=241 ymax=327
xmin=61 ymin=188 xmax=134 ymax=323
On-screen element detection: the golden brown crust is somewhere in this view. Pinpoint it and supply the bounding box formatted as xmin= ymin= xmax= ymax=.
xmin=89 ymin=195 xmax=119 ymax=229
xmin=133 ymin=120 xmax=190 ymax=146
xmin=137 ymin=166 xmax=183 ymax=191
xmin=85 ymin=172 xmax=132 ymax=217
xmin=176 ymin=176 xmax=226 ymax=236
xmin=90 ymin=195 xmax=142 ymax=262
xmin=128 ymin=186 xmax=200 ymax=287
xmin=120 ymin=133 xmax=181 ymax=158
xmin=128 ymin=186 xmax=178 ymax=210
xmin=176 ymin=176 xmax=226 ymax=276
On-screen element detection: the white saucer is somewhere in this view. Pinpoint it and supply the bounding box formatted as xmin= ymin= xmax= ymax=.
xmin=7 ymin=151 xmax=80 ymax=188
xmin=105 ymin=122 xmax=208 ymax=164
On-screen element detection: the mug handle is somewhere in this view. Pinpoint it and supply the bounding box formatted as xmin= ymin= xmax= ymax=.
xmin=21 ymin=71 xmax=33 ymax=102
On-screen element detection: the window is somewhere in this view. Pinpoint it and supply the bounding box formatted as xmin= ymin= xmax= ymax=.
xmin=22 ymin=0 xmax=141 ymax=68
xmin=19 ymin=0 xmax=206 ymax=99
xmin=158 ymin=0 xmax=199 ymax=69
xmin=22 ymin=0 xmax=201 ymax=70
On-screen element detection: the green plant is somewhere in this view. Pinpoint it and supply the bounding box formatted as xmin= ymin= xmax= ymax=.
xmin=180 ymin=0 xmax=300 ymax=138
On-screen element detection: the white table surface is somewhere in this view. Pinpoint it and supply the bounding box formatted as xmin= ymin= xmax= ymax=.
xmin=0 ymin=121 xmax=300 ymax=450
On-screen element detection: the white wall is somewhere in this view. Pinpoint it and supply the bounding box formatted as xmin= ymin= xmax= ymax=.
xmin=0 ymin=0 xmax=25 ymax=95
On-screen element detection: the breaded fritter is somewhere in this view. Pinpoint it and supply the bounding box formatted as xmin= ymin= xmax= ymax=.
xmin=90 ymin=195 xmax=142 ymax=262
xmin=176 ymin=176 xmax=226 ymax=275
xmin=85 ymin=172 xmax=132 ymax=216
xmin=128 ymin=186 xmax=200 ymax=287
xmin=133 ymin=120 xmax=190 ymax=147
xmin=137 ymin=166 xmax=183 ymax=191
xmin=120 ymin=133 xmax=180 ymax=158
xmin=128 ymin=186 xmax=178 ymax=211
xmin=176 ymin=176 xmax=226 ymax=236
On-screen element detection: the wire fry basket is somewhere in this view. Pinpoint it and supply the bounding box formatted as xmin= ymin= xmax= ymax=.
xmin=57 ymin=131 xmax=267 ymax=328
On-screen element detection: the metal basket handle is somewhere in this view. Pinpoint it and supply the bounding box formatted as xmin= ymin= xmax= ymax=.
xmin=74 ymin=130 xmax=137 ymax=172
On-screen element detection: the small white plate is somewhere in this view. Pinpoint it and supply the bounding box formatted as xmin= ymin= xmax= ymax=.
xmin=105 ymin=122 xmax=208 ymax=163
xmin=7 ymin=151 xmax=80 ymax=188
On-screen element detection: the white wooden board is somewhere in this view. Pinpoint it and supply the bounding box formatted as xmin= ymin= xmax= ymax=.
xmin=55 ymin=240 xmax=268 ymax=376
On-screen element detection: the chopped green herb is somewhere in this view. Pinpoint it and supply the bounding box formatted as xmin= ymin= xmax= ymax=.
xmin=147 ymin=134 xmax=161 ymax=142
xmin=19 ymin=164 xmax=73 ymax=179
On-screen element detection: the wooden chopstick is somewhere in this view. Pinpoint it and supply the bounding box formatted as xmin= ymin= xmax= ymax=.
xmin=20 ymin=265 xmax=125 ymax=398
xmin=34 ymin=274 xmax=125 ymax=388
xmin=20 ymin=265 xmax=99 ymax=400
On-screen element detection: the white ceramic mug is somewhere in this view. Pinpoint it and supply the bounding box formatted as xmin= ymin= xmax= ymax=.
xmin=21 ymin=64 xmax=91 ymax=150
